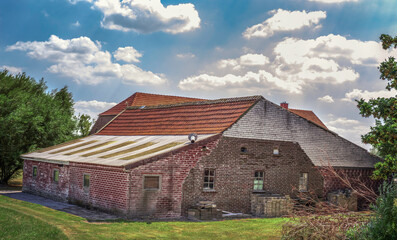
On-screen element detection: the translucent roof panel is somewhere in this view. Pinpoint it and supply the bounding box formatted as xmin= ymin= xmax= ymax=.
xmin=21 ymin=135 xmax=215 ymax=167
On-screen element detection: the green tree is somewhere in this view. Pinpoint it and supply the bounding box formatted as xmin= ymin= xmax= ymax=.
xmin=0 ymin=70 xmax=77 ymax=183
xmin=76 ymin=114 xmax=94 ymax=137
xmin=357 ymin=34 xmax=397 ymax=180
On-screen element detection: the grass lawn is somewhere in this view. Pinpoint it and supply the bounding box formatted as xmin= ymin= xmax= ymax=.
xmin=0 ymin=195 xmax=286 ymax=240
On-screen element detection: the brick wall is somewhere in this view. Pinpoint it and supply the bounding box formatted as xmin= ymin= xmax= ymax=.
xmin=319 ymin=167 xmax=380 ymax=209
xmin=181 ymin=137 xmax=324 ymax=215
xmin=23 ymin=160 xmax=70 ymax=201
xmin=68 ymin=163 xmax=129 ymax=214
xmin=127 ymin=136 xmax=221 ymax=218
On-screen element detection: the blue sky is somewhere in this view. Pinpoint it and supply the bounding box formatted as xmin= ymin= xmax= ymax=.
xmin=1 ymin=0 xmax=397 ymax=148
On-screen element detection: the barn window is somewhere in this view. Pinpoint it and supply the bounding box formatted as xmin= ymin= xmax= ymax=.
xmin=203 ymin=169 xmax=215 ymax=190
xmin=144 ymin=176 xmax=160 ymax=190
xmin=273 ymin=147 xmax=280 ymax=155
xmin=299 ymin=173 xmax=308 ymax=192
xmin=33 ymin=166 xmax=37 ymax=178
xmin=53 ymin=169 xmax=59 ymax=183
xmin=241 ymin=147 xmax=247 ymax=153
xmin=83 ymin=174 xmax=90 ymax=188
xmin=254 ymin=171 xmax=264 ymax=190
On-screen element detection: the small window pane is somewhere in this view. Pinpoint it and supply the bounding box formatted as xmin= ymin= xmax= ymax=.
xmin=33 ymin=167 xmax=37 ymax=177
xmin=254 ymin=171 xmax=264 ymax=190
xmin=299 ymin=173 xmax=308 ymax=191
xmin=203 ymin=169 xmax=215 ymax=190
xmin=83 ymin=174 xmax=90 ymax=188
xmin=53 ymin=170 xmax=59 ymax=183
xmin=144 ymin=176 xmax=160 ymax=190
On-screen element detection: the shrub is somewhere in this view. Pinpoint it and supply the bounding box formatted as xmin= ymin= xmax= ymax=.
xmin=346 ymin=179 xmax=397 ymax=240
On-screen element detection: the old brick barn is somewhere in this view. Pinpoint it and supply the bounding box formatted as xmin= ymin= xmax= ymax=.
xmin=21 ymin=92 xmax=380 ymax=218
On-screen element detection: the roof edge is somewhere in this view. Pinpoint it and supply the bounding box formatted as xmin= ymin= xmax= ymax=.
xmin=125 ymin=95 xmax=263 ymax=110
xmin=124 ymin=134 xmax=222 ymax=170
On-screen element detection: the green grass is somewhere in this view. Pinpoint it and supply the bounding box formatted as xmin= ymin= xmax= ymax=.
xmin=0 ymin=196 xmax=285 ymax=240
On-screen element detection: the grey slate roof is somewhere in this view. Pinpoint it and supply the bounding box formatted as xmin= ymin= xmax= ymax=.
xmin=223 ymin=99 xmax=380 ymax=168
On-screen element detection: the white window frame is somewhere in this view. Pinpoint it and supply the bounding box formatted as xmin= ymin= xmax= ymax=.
xmin=254 ymin=171 xmax=264 ymax=191
xmin=203 ymin=169 xmax=215 ymax=191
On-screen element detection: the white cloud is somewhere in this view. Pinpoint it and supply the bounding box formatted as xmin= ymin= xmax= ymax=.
xmin=308 ymin=0 xmax=359 ymax=3
xmin=178 ymin=70 xmax=302 ymax=94
xmin=113 ymin=46 xmax=142 ymax=63
xmin=179 ymin=34 xmax=397 ymax=95
xmin=74 ymin=100 xmax=117 ymax=119
xmin=318 ymin=95 xmax=334 ymax=103
xmin=327 ymin=117 xmax=360 ymax=126
xmin=92 ymin=0 xmax=200 ymax=34
xmin=326 ymin=117 xmax=373 ymax=149
xmin=218 ymin=53 xmax=270 ymax=70
xmin=72 ymin=21 xmax=81 ymax=27
xmin=327 ymin=119 xmax=371 ymax=148
xmin=271 ymin=34 xmax=397 ymax=88
xmin=274 ymin=34 xmax=397 ymax=66
xmin=342 ymin=88 xmax=397 ymax=102
xmin=6 ymin=35 xmax=165 ymax=86
xmin=1 ymin=65 xmax=22 ymax=75
xmin=243 ymin=9 xmax=326 ymax=39
xmin=176 ymin=53 xmax=195 ymax=59
xmin=68 ymin=0 xmax=93 ymax=4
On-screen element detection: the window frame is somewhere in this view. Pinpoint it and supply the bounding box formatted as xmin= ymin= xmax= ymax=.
xmin=203 ymin=169 xmax=216 ymax=191
xmin=273 ymin=147 xmax=280 ymax=156
xmin=253 ymin=171 xmax=265 ymax=191
xmin=32 ymin=166 xmax=38 ymax=178
xmin=83 ymin=174 xmax=90 ymax=189
xmin=143 ymin=175 xmax=161 ymax=191
xmin=53 ymin=169 xmax=59 ymax=183
xmin=299 ymin=172 xmax=308 ymax=192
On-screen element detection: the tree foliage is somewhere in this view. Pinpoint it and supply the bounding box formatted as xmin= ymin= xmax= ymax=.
xmin=0 ymin=70 xmax=78 ymax=183
xmin=357 ymin=34 xmax=397 ymax=180
xmin=76 ymin=114 xmax=94 ymax=137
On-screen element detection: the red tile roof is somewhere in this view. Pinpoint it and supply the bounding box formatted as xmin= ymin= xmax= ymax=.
xmin=289 ymin=109 xmax=327 ymax=129
xmin=97 ymin=96 xmax=261 ymax=135
xmin=100 ymin=92 xmax=205 ymax=116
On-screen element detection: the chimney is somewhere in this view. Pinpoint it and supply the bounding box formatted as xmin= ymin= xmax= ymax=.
xmin=280 ymin=102 xmax=288 ymax=109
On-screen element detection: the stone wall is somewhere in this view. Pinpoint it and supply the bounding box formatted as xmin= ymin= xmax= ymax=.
xmin=182 ymin=136 xmax=324 ymax=215
xmin=251 ymin=194 xmax=292 ymax=217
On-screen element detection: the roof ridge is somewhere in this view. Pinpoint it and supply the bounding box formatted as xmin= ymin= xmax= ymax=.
xmin=134 ymin=91 xmax=206 ymax=100
xmin=126 ymin=95 xmax=263 ymax=110
xmin=289 ymin=108 xmax=312 ymax=112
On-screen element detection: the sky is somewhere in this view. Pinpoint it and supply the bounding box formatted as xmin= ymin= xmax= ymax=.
xmin=1 ymin=0 xmax=397 ymax=149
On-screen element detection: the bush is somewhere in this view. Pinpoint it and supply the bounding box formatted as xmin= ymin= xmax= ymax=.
xmin=346 ymin=179 xmax=397 ymax=240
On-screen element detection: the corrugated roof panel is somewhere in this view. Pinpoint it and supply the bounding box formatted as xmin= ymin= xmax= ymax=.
xmin=100 ymin=142 xmax=157 ymax=159
xmin=21 ymin=135 xmax=215 ymax=167
xmin=36 ymin=139 xmax=83 ymax=153
xmin=120 ymin=142 xmax=182 ymax=160
xmin=64 ymin=141 xmax=115 ymax=155
xmin=49 ymin=140 xmax=98 ymax=154
xmin=81 ymin=141 xmax=136 ymax=157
